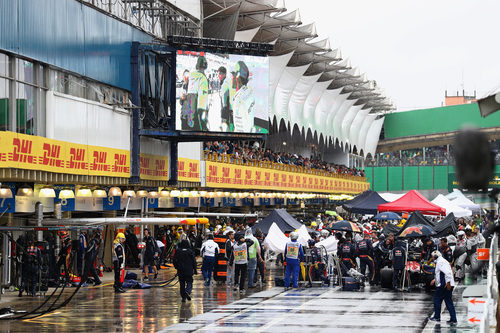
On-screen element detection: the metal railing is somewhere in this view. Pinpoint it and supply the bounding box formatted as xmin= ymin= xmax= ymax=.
xmin=481 ymin=233 xmax=498 ymax=332
xmin=80 ymin=0 xmax=200 ymax=39
xmin=203 ymin=151 xmax=367 ymax=182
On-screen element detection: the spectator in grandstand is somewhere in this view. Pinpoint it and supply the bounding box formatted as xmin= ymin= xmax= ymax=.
xmin=204 ymin=142 xmax=365 ymax=177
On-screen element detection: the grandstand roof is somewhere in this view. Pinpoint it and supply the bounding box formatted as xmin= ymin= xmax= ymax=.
xmin=202 ymin=0 xmax=393 ymax=157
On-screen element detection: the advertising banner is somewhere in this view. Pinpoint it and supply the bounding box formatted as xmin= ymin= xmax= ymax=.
xmin=178 ymin=158 xmax=200 ymax=182
xmin=205 ymin=161 xmax=369 ymax=194
xmin=176 ymin=50 xmax=269 ymax=133
xmin=448 ymin=172 xmax=500 ymax=192
xmin=0 ymin=131 xmax=170 ymax=180
xmin=140 ymin=153 xmax=169 ymax=180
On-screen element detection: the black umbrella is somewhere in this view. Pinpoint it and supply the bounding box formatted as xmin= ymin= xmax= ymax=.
xmin=399 ymin=224 xmax=436 ymax=238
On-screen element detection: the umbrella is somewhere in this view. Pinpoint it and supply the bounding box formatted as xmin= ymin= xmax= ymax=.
xmin=373 ymin=212 xmax=402 ymax=221
xmin=399 ymin=224 xmax=436 ymax=238
xmin=329 ymin=220 xmax=361 ymax=233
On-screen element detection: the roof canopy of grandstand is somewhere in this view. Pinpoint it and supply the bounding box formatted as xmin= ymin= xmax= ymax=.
xmin=200 ymin=0 xmax=394 ymax=158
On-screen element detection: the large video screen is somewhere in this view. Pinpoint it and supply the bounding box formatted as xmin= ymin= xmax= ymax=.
xmin=176 ymin=50 xmax=269 ymax=133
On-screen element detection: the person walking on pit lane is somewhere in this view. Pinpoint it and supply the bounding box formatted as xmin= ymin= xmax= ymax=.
xmin=224 ymin=228 xmax=236 ymax=287
xmin=201 ymin=233 xmax=219 ymax=286
xmin=112 ymin=233 xmax=126 ymax=293
xmin=245 ymin=228 xmax=261 ymax=289
xmin=429 ymin=251 xmax=457 ymax=324
xmin=284 ymin=232 xmax=305 ymax=290
xmin=231 ymin=232 xmax=254 ymax=293
xmin=173 ymin=239 xmax=197 ymax=303
xmin=142 ymin=229 xmax=159 ymax=281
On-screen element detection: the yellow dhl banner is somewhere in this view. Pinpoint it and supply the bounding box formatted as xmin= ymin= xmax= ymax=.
xmin=0 ymin=131 xmax=169 ymax=180
xmin=178 ymin=158 xmax=200 ymax=182
xmin=205 ymin=161 xmax=369 ymax=194
xmin=140 ymin=153 xmax=169 ymax=180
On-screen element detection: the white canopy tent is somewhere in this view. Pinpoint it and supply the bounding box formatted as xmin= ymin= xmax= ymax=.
xmin=445 ymin=190 xmax=482 ymax=214
xmin=431 ymin=194 xmax=472 ymax=218
xmin=379 ymin=192 xmax=405 ymax=202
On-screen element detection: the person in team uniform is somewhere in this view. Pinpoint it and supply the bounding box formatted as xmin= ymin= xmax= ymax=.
xmin=181 ymin=56 xmax=209 ymax=130
xmin=230 ymin=61 xmax=255 ymax=133
xmin=113 ymin=233 xmax=126 ymax=293
xmin=357 ymin=232 xmax=375 ymax=285
xmin=284 ymin=232 xmax=305 ymax=290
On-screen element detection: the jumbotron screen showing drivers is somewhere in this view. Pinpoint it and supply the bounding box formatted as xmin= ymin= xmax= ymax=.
xmin=176 ymin=50 xmax=269 ymax=134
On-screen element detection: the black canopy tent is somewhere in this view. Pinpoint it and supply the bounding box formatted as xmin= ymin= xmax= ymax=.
xmin=252 ymin=209 xmax=304 ymax=234
xmin=343 ymin=191 xmax=388 ymax=215
xmin=395 ymin=210 xmax=435 ymax=236
xmin=342 ymin=190 xmax=373 ymax=210
xmin=381 ymin=223 xmax=401 ymax=236
xmin=433 ymin=213 xmax=457 ymax=238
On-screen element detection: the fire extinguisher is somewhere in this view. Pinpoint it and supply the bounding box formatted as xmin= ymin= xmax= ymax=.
xmin=99 ymin=264 xmax=104 ymax=277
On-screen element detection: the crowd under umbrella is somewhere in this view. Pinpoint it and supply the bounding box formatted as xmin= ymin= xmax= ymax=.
xmin=398 ymin=224 xmax=436 ymax=238
xmin=329 ymin=220 xmax=361 ymax=233
xmin=373 ymin=212 xmax=402 ymax=221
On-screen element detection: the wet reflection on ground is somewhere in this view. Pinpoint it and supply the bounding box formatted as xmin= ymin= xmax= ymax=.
xmin=0 ymin=268 xmax=256 ymax=333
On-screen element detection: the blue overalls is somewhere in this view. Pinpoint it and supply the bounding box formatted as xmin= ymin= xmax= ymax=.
xmin=284 ymin=240 xmax=304 ymax=288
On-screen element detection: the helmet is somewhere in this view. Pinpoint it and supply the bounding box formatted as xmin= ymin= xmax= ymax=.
xmin=290 ymin=232 xmax=299 ymax=240
xmin=233 ymin=61 xmax=250 ymax=84
xmin=457 ymin=230 xmax=465 ymax=237
xmin=431 ymin=250 xmax=442 ymax=259
xmin=320 ymin=229 xmax=330 ymax=237
xmin=196 ymin=56 xmax=208 ymax=70
xmin=308 ymin=239 xmax=316 ymax=247
xmin=116 ymin=232 xmax=125 ymax=239
xmin=311 ymin=222 xmax=318 ymax=227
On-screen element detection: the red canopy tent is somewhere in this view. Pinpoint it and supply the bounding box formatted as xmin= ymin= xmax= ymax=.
xmin=377 ymin=190 xmax=446 ymax=216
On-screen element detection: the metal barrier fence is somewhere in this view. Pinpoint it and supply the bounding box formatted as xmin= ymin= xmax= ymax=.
xmin=481 ymin=233 xmax=498 ymax=332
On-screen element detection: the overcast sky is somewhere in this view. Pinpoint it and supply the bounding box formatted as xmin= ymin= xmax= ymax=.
xmin=285 ymin=0 xmax=500 ymax=111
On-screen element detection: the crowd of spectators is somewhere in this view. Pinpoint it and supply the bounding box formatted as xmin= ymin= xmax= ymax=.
xmin=367 ymin=141 xmax=500 ymax=167
xmin=366 ymin=146 xmax=454 ymax=167
xmin=204 ymin=141 xmax=365 ymax=177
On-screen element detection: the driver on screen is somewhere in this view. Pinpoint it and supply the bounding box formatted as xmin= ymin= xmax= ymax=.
xmin=181 ymin=55 xmax=209 ymax=131
xmin=230 ymin=61 xmax=255 ymax=133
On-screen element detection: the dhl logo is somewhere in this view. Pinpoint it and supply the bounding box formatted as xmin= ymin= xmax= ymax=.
xmin=41 ymin=143 xmax=63 ymax=167
xmin=234 ymin=169 xmax=242 ymax=178
xmin=113 ymin=153 xmax=129 ymax=173
xmin=208 ymin=165 xmax=217 ymax=176
xmin=12 ymin=138 xmax=35 ymax=164
xmin=155 ymin=159 xmax=165 ymax=171
xmin=68 ymin=148 xmax=87 ymax=170
xmin=91 ymin=151 xmax=110 ymax=171
xmin=140 ymin=156 xmax=150 ymax=169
